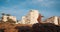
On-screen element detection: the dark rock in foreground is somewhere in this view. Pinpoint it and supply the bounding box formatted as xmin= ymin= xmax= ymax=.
xmin=32 ymin=23 xmax=60 ymax=32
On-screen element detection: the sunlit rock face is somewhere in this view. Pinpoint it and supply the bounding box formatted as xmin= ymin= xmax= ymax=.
xmin=44 ymin=16 xmax=59 ymax=25
xmin=19 ymin=10 xmax=41 ymax=24
xmin=54 ymin=16 xmax=58 ymax=25
xmin=2 ymin=15 xmax=17 ymax=22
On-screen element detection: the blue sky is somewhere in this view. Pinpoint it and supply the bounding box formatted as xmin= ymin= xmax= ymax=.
xmin=0 ymin=0 xmax=60 ymax=20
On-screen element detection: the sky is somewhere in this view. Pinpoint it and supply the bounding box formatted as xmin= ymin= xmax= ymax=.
xmin=0 ymin=0 xmax=60 ymax=20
